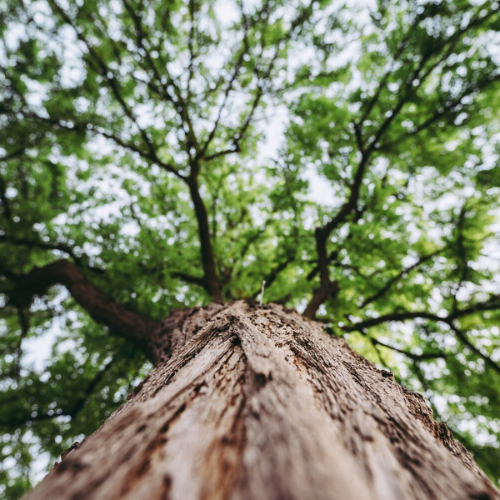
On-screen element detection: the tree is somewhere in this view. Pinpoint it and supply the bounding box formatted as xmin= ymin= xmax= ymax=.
xmin=0 ymin=0 xmax=500 ymax=497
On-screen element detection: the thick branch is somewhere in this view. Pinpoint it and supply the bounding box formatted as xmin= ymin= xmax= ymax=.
xmin=344 ymin=311 xmax=446 ymax=331
xmin=171 ymin=271 xmax=209 ymax=291
xmin=187 ymin=179 xmax=223 ymax=302
xmin=348 ymin=327 xmax=447 ymax=361
xmin=304 ymin=157 xmax=368 ymax=317
xmin=6 ymin=260 xmax=160 ymax=361
xmin=346 ymin=293 xmax=500 ymax=331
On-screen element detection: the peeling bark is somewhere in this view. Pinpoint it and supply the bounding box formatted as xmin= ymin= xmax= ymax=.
xmin=26 ymin=302 xmax=499 ymax=500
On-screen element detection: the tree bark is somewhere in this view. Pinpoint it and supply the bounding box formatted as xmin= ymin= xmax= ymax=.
xmin=25 ymin=301 xmax=499 ymax=500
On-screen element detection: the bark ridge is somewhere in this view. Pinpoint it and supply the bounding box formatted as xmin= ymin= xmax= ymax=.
xmin=26 ymin=302 xmax=500 ymax=500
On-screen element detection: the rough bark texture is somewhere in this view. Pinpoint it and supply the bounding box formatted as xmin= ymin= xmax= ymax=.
xmin=26 ymin=301 xmax=499 ymax=500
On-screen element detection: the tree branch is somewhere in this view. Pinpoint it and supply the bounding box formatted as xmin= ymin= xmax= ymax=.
xmin=359 ymin=249 xmax=442 ymax=308
xmin=351 ymin=327 xmax=447 ymax=361
xmin=0 ymin=234 xmax=104 ymax=273
xmin=251 ymin=254 xmax=295 ymax=299
xmin=204 ymin=0 xmax=316 ymax=164
xmin=0 ymin=358 xmax=115 ymax=431
xmin=344 ymin=301 xmax=500 ymax=374
xmin=171 ymin=271 xmax=209 ymax=291
xmin=5 ymin=260 xmax=161 ymax=361
xmin=448 ymin=323 xmax=500 ymax=376
xmin=187 ymin=178 xmax=222 ymax=302
xmin=303 ymin=16 xmax=479 ymax=318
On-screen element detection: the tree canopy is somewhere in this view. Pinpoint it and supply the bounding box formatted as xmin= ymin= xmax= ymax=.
xmin=1 ymin=0 xmax=500 ymax=497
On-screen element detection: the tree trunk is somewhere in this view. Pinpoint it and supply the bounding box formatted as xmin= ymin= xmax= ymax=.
xmin=26 ymin=302 xmax=499 ymax=500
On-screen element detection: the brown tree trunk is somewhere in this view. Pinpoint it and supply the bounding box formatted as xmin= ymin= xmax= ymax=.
xmin=26 ymin=302 xmax=499 ymax=500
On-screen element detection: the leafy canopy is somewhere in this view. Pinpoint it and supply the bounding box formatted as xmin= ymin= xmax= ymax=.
xmin=1 ymin=0 xmax=500 ymax=496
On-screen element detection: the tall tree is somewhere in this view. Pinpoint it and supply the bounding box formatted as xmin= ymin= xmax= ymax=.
xmin=0 ymin=0 xmax=500 ymax=498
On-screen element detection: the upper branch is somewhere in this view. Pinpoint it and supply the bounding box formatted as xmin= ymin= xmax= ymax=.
xmin=344 ymin=299 xmax=500 ymax=374
xmin=303 ymin=15 xmax=480 ymax=318
xmin=303 ymin=156 xmax=368 ymax=318
xmin=46 ymin=0 xmax=183 ymax=180
xmin=204 ymin=0 xmax=316 ymax=164
xmin=187 ymin=178 xmax=223 ymax=302
xmin=359 ymin=249 xmax=442 ymax=308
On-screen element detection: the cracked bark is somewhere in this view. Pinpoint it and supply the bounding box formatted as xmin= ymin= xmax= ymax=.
xmin=26 ymin=302 xmax=499 ymax=500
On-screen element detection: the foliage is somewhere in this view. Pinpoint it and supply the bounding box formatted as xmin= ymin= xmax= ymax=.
xmin=1 ymin=0 xmax=500 ymax=496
